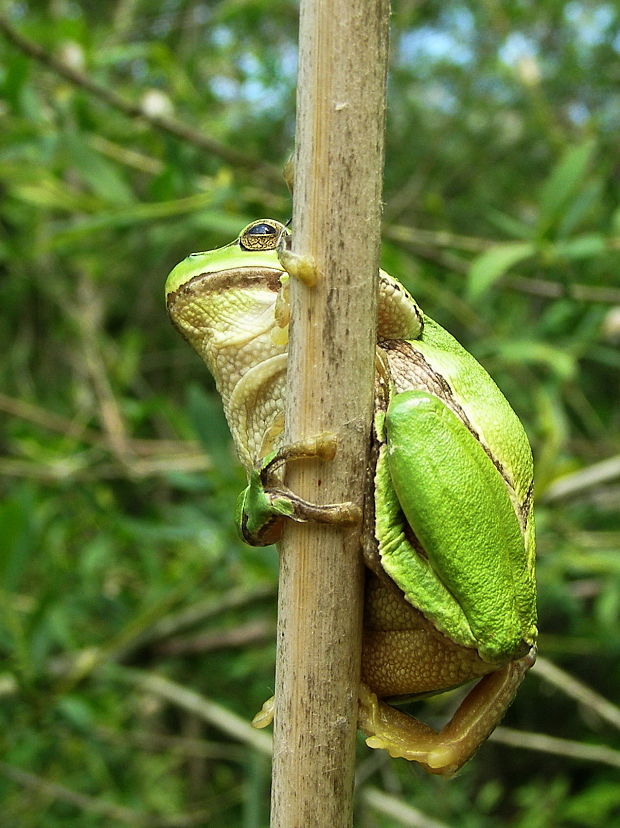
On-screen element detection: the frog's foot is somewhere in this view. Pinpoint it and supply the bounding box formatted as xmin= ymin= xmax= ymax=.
xmin=252 ymin=696 xmax=275 ymax=729
xmin=262 ymin=433 xmax=361 ymax=526
xmin=359 ymin=649 xmax=536 ymax=776
xmin=240 ymin=433 xmax=362 ymax=545
xmin=272 ymin=431 xmax=362 ymax=526
xmin=277 ymin=233 xmax=318 ymax=286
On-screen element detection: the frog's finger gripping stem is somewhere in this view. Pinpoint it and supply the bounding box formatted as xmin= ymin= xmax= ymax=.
xmin=277 ymin=233 xmax=318 ymax=287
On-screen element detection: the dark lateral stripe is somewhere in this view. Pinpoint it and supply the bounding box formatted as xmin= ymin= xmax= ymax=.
xmin=380 ymin=339 xmax=528 ymax=516
xmin=166 ymin=266 xmax=283 ymax=310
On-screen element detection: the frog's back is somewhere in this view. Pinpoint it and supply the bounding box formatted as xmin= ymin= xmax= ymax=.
xmin=410 ymin=315 xmax=533 ymax=505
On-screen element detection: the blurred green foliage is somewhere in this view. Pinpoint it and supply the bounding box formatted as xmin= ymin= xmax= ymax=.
xmin=0 ymin=1 xmax=619 ymax=826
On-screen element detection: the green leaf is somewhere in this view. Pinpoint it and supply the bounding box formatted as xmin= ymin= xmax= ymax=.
xmin=552 ymin=234 xmax=606 ymax=260
xmin=62 ymin=132 xmax=135 ymax=205
xmin=538 ymin=139 xmax=596 ymax=235
xmin=556 ymin=178 xmax=602 ymax=238
xmin=485 ymin=208 xmax=533 ymax=240
xmin=495 ymin=340 xmax=576 ymax=380
xmin=50 ymin=192 xmax=217 ymax=244
xmin=467 ymin=242 xmax=534 ymax=298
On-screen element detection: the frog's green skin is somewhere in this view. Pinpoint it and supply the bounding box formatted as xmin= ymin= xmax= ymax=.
xmin=166 ymin=219 xmax=537 ymax=776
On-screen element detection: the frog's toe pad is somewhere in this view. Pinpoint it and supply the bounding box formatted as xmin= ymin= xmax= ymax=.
xmin=251 ymin=695 xmax=275 ymax=729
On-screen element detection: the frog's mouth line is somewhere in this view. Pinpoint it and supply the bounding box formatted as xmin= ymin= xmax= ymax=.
xmin=166 ymin=266 xmax=284 ymax=311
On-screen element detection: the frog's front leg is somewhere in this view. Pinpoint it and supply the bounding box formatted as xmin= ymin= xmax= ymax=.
xmin=359 ymin=648 xmax=536 ymax=776
xmin=238 ymin=433 xmax=362 ymax=546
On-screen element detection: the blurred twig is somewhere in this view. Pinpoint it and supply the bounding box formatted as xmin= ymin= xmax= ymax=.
xmin=0 ymin=761 xmax=151 ymax=826
xmin=0 ymin=15 xmax=283 ymax=185
xmin=505 ymin=275 xmax=620 ymax=304
xmin=0 ymin=271 xmax=213 ymax=482
xmin=386 ymin=224 xmax=620 ymax=303
xmin=94 ymin=725 xmax=250 ymax=762
xmin=361 ymin=788 xmax=453 ymax=828
xmin=0 ymin=759 xmax=241 ymax=826
xmin=0 ymin=454 xmax=209 ymax=481
xmin=491 ymin=727 xmax=620 ymax=769
xmin=138 ymin=583 xmax=275 ymax=645
xmin=0 ymin=391 xmax=201 ymax=458
xmin=542 ymin=455 xmax=620 ymax=502
xmin=72 ymin=274 xmax=134 ymax=465
xmin=154 ymin=618 xmax=274 ymax=656
xmin=106 ymin=665 xmax=274 ymax=754
xmin=534 ymin=656 xmax=620 ymax=731
xmin=385 ymin=223 xmax=491 ymax=253
xmin=46 ymin=585 xmax=274 ymax=694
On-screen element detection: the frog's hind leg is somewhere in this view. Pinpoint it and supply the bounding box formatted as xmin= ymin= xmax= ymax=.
xmin=359 ymin=650 xmax=535 ymax=776
xmin=359 ymin=572 xmax=536 ymax=775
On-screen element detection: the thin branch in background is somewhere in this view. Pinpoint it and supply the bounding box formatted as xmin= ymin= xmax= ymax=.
xmin=361 ymin=788 xmax=453 ymax=828
xmin=385 ymin=224 xmax=492 ymax=253
xmin=93 ymin=725 xmax=250 ymax=763
xmin=71 ymin=274 xmax=134 ymax=465
xmin=140 ymin=583 xmax=275 ymax=645
xmin=46 ymin=585 xmax=274 ymax=687
xmin=542 ymin=455 xmax=620 ymax=503
xmin=386 ymin=226 xmax=620 ymax=303
xmin=0 ymin=453 xmax=210 ymax=481
xmin=106 ymin=665 xmax=274 ymax=755
xmin=533 ymin=656 xmax=620 ymax=731
xmin=0 ymin=14 xmax=282 ymax=185
xmin=490 ymin=727 xmax=620 ymax=770
xmin=0 ymin=760 xmax=242 ymax=827
xmin=154 ymin=618 xmax=274 ymax=656
xmin=0 ymin=761 xmax=150 ymax=827
xmin=505 ymin=275 xmax=620 ymax=304
xmin=0 ymin=391 xmax=202 ymax=458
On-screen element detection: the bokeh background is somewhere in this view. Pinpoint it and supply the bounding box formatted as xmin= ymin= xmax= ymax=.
xmin=1 ymin=2 xmax=619 ymax=826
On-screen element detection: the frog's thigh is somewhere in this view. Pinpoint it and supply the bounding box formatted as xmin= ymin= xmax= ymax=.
xmin=359 ymin=655 xmax=534 ymax=776
xmin=362 ymin=572 xmax=493 ymax=697
xmin=362 ymin=627 xmax=492 ymax=698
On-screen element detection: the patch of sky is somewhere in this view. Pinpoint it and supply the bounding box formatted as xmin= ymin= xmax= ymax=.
xmin=564 ymin=2 xmax=615 ymax=47
xmin=210 ymin=45 xmax=296 ymax=113
xmin=498 ymin=32 xmax=538 ymax=66
xmin=422 ymin=83 xmax=459 ymax=114
xmin=211 ymin=25 xmax=233 ymax=48
xmin=567 ymin=102 xmax=590 ymax=125
xmin=398 ymin=27 xmax=473 ymax=67
xmin=397 ymin=7 xmax=475 ymax=68
xmin=210 ymin=76 xmax=238 ymax=102
xmin=188 ymin=3 xmax=210 ymax=26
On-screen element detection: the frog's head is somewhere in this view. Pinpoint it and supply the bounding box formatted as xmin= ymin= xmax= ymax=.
xmin=166 ymin=218 xmax=289 ymax=384
xmin=166 ymin=219 xmax=291 ymax=466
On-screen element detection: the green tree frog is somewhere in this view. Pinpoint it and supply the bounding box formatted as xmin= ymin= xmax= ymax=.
xmin=165 ymin=219 xmax=537 ymax=776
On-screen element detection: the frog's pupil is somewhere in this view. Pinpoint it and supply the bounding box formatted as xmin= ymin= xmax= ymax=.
xmin=247 ymin=223 xmax=276 ymax=236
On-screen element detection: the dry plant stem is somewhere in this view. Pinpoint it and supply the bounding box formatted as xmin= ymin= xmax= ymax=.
xmin=271 ymin=2 xmax=390 ymax=826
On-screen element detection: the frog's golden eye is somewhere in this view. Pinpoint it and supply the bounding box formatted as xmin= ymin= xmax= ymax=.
xmin=239 ymin=219 xmax=285 ymax=252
